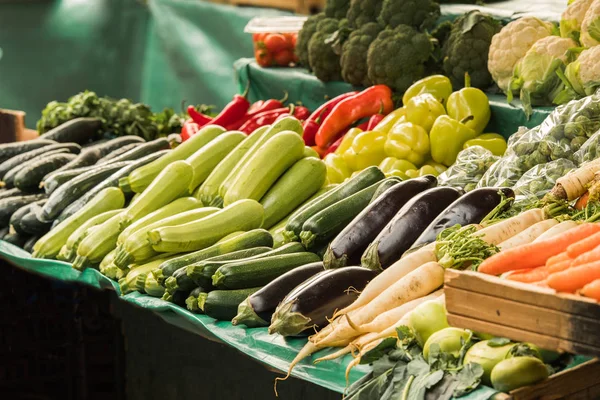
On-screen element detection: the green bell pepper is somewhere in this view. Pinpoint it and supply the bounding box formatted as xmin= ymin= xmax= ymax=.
xmin=424 ymin=160 xmax=448 ymax=175
xmin=405 ymin=93 xmax=446 ymax=132
xmin=430 ymin=115 xmax=477 ymax=167
xmin=384 ymin=122 xmax=430 ymax=167
xmin=463 ymin=133 xmax=507 ymax=156
xmin=403 ymin=75 xmax=453 ymax=106
xmin=446 ymin=74 xmax=491 ymax=135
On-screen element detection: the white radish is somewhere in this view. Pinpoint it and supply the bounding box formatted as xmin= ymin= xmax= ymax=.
xmin=313 ymin=344 xmax=354 ymax=364
xmin=551 ymin=158 xmax=600 ymax=201
xmin=309 ymin=306 xmax=364 ymax=344
xmin=498 ymin=219 xmax=559 ymax=250
xmin=533 ymin=220 xmax=580 ymax=242
xmin=478 ymin=208 xmax=545 ymax=245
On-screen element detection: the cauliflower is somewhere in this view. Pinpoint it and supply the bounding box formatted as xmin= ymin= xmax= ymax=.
xmin=346 ymin=0 xmax=384 ymax=28
xmin=441 ymin=10 xmax=501 ymax=89
xmin=297 ymin=13 xmax=326 ymax=67
xmin=560 ymin=0 xmax=594 ymax=41
xmin=367 ymin=25 xmax=433 ymax=93
xmin=559 ymin=45 xmax=600 ymax=101
xmin=308 ymin=18 xmax=344 ymax=82
xmin=378 ymin=0 xmax=440 ymax=30
xmin=324 ymin=0 xmax=351 ymax=19
xmin=340 ymin=22 xmax=383 ymax=86
xmin=488 ymin=17 xmax=556 ymax=94
xmin=581 ymin=0 xmax=600 ymax=47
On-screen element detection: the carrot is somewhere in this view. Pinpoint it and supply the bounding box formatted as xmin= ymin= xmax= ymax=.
xmin=546 ymin=251 xmax=570 ymax=266
xmin=501 ymin=268 xmax=535 ymax=279
xmin=580 ymin=279 xmax=600 ymax=301
xmin=570 ymin=243 xmax=600 ymax=267
xmin=533 ymin=220 xmax=580 ymax=242
xmin=575 ymin=191 xmax=590 ymax=210
xmin=478 ymin=223 xmax=600 ymax=276
xmin=567 ymin=231 xmax=600 ymax=258
xmin=548 ymin=158 xmax=600 ymax=201
xmin=504 ymin=266 xmax=549 ymax=283
xmin=547 ymin=259 xmax=572 ymax=274
xmin=547 ymin=260 xmax=600 ymax=293
xmin=478 ymin=209 xmax=545 ymax=245
xmin=498 ymin=219 xmax=558 ymax=251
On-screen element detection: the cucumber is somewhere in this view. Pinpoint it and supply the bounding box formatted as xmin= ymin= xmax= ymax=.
xmin=119 ymin=160 xmax=193 ymax=229
xmin=0 ymin=139 xmax=57 ymax=164
xmin=2 ymin=149 xmax=73 ymax=189
xmin=120 ymin=125 xmax=225 ymax=193
xmin=198 ymin=126 xmax=269 ymax=207
xmin=9 ymin=200 xmax=47 ymax=235
xmin=62 ymin=209 xmax=123 ymax=262
xmin=144 ymin=273 xmax=166 ymax=297
xmin=219 ymin=117 xmax=303 ymax=205
xmin=57 ymin=150 xmax=169 ymax=222
xmin=32 ymin=187 xmax=125 ymax=258
xmin=148 ymin=199 xmax=265 ymax=253
xmin=370 ymin=177 xmax=402 ymax=201
xmin=0 ymin=194 xmax=46 ymax=228
xmin=3 ymin=232 xmax=28 ymax=248
xmin=97 ymin=138 xmax=169 ymax=165
xmin=14 ymin=153 xmax=77 ymax=192
xmin=299 ymin=180 xmax=386 ymax=249
xmin=42 ymin=152 xmax=102 ymax=191
xmin=303 ymin=146 xmax=320 ymax=158
xmin=260 ymin=157 xmax=326 ymax=229
xmin=283 ymin=166 xmax=385 ymax=241
xmin=185 ymin=287 xmax=206 ymax=313
xmin=96 ymin=143 xmax=140 ymax=164
xmin=198 ymin=287 xmax=262 ymax=321
xmin=92 ymin=136 xmax=146 ymax=157
xmin=38 ymin=117 xmax=102 ymax=144
xmin=152 ymin=229 xmax=273 ymax=285
xmin=23 ymin=235 xmax=40 ymax=253
xmin=187 ymin=131 xmax=246 ymax=192
xmin=19 ymin=203 xmax=53 ymax=236
xmin=73 ymin=211 xmax=125 ymax=270
xmin=212 ymin=252 xmax=320 ymax=289
xmin=39 ymin=162 xmax=131 ymax=222
xmin=0 ymin=143 xmax=81 ymax=179
xmin=0 ymin=188 xmax=22 ymax=200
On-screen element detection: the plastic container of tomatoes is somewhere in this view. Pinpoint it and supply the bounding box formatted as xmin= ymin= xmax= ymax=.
xmin=244 ymin=16 xmax=307 ymax=67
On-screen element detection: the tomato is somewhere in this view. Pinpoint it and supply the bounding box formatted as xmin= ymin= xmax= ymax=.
xmin=253 ymin=33 xmax=268 ymax=44
xmin=255 ymin=49 xmax=273 ymax=67
xmin=273 ymin=49 xmax=294 ymax=66
xmin=264 ymin=34 xmax=288 ymax=53
xmin=283 ymin=32 xmax=297 ymax=48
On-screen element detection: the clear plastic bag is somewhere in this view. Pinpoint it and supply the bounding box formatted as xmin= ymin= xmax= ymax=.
xmin=574 ymin=127 xmax=600 ymax=165
xmin=513 ymin=158 xmax=577 ymax=199
xmin=438 ymin=146 xmax=499 ymax=191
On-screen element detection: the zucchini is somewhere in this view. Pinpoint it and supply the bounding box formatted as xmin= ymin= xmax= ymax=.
xmin=62 ymin=209 xmax=123 ymax=262
xmin=187 ymin=131 xmax=246 ymax=192
xmin=99 ymin=250 xmax=122 ymax=280
xmin=97 ymin=138 xmax=169 ymax=165
xmin=120 ymin=256 xmax=171 ymax=295
xmin=32 ymin=187 xmax=125 ymax=258
xmin=259 ymin=157 xmax=326 ymax=229
xmin=9 ymin=200 xmax=47 ymax=235
xmin=152 ymin=229 xmax=273 ymax=285
xmin=216 ymin=231 xmax=245 ymax=243
xmin=0 ymin=188 xmax=22 ymax=200
xmin=223 ymin=131 xmax=305 ymax=206
xmin=148 ymin=199 xmax=265 ymax=253
xmin=134 ymin=253 xmax=178 ymax=292
xmin=0 ymin=139 xmax=57 ymax=164
xmin=144 ymin=272 xmax=166 ymax=297
xmin=283 ymin=166 xmax=385 ymax=241
xmin=73 ymin=211 xmax=125 ymax=270
xmin=0 ymin=194 xmax=46 ymax=228
xmin=2 ymin=149 xmax=73 ymax=189
xmin=23 ymin=235 xmax=39 ymax=253
xmin=198 ymin=126 xmax=269 ymax=207
xmin=3 ymin=232 xmax=28 ymax=248
xmin=0 ymin=143 xmax=81 ymax=179
xmin=39 ymin=162 xmax=131 ymax=222
xmin=14 ymin=153 xmax=77 ymax=192
xmin=303 ymin=146 xmax=320 ymax=158
xmin=213 ymin=252 xmax=320 ymax=290
xmin=19 ymin=203 xmax=53 ymax=236
xmin=185 ymin=287 xmax=206 ymax=313
xmin=58 ymin=150 xmax=169 ymax=222
xmin=161 ymin=289 xmax=192 ymax=306
xmin=299 ymin=179 xmax=387 ymax=249
xmin=38 ymin=117 xmax=102 ymax=144
xmin=198 ymin=287 xmax=262 ymax=321
xmin=120 ymin=125 xmax=225 ymax=193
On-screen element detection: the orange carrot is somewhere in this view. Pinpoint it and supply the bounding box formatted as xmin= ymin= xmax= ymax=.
xmin=478 ymin=223 xmax=600 ymax=276
xmin=547 ymin=259 xmax=572 ymax=274
xmin=575 ymin=191 xmax=590 ymax=211
xmin=501 ymin=268 xmax=535 ymax=279
xmin=567 ymin=231 xmax=600 ymax=258
xmin=505 ymin=266 xmax=549 ymax=283
xmin=545 ymin=251 xmax=570 ymax=266
xmin=570 ymin=243 xmax=600 ymax=267
xmin=580 ymin=279 xmax=600 ymax=301
xmin=547 ymin=260 xmax=600 ymax=293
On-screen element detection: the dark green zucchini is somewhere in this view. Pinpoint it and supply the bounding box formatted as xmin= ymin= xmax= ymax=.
xmin=9 ymin=200 xmax=46 ymax=235
xmin=95 ymin=143 xmax=141 ymax=163
xmin=38 ymin=117 xmax=103 ymax=144
xmin=0 ymin=188 xmax=22 ymax=200
xmin=0 ymin=193 xmax=46 ymax=228
xmin=23 ymin=235 xmax=40 ymax=253
xmin=198 ymin=287 xmax=262 ymax=321
xmin=2 ymin=149 xmax=73 ymax=189
xmin=2 ymin=232 xmax=28 ymax=248
xmin=39 ymin=161 xmax=131 ymax=222
xmin=0 ymin=139 xmax=57 ymax=164
xmin=92 ymin=135 xmax=146 ymax=157
xmin=42 ymin=164 xmax=98 ymax=194
xmin=44 ymin=148 xmax=104 ymax=182
xmin=14 ymin=153 xmax=77 ymax=192
xmin=0 ymin=143 xmax=81 ymax=179
xmin=185 ymin=287 xmax=207 ymax=313
xmin=97 ymin=138 xmax=169 ymax=165
xmin=20 ymin=204 xmax=53 ymax=236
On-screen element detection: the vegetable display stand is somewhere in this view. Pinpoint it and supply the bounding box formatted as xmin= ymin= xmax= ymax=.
xmin=444 ymin=269 xmax=600 ymax=357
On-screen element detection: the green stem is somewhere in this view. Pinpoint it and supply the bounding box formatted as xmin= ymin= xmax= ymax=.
xmin=401 ymin=375 xmax=415 ymax=400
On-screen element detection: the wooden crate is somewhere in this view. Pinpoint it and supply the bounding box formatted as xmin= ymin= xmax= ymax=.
xmin=0 ymin=109 xmax=37 ymax=143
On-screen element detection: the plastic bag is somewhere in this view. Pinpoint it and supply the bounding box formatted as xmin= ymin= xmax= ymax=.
xmin=438 ymin=146 xmax=499 ymax=191
xmin=574 ymin=128 xmax=600 ymax=165
xmin=513 ymin=158 xmax=577 ymax=199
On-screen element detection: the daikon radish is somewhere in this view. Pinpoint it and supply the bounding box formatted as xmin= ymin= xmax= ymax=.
xmin=498 ymin=219 xmax=558 ymax=250
xmin=478 ymin=209 xmax=545 ymax=245
xmin=533 ymin=220 xmax=580 ymax=242
xmin=548 ymin=159 xmax=600 ymax=201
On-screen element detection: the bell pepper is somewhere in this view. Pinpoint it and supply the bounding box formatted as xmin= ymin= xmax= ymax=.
xmin=404 ymin=169 xmax=421 ymax=179
xmin=403 ymin=75 xmax=453 ymax=106
xmin=418 ymin=165 xmax=443 ymax=177
xmin=343 ymin=130 xmax=387 ymax=171
xmin=405 ymin=93 xmax=446 ymax=133
xmin=446 ymin=73 xmax=491 ymax=135
xmin=373 ymin=107 xmax=406 ymax=133
xmin=180 ymin=119 xmax=200 ymax=141
xmin=463 ymin=133 xmax=507 ymax=156
xmin=324 ymin=153 xmax=352 ymax=184
xmin=384 ymin=122 xmax=430 ymax=167
xmin=430 ymin=115 xmax=477 ymax=167
xmin=424 ymin=160 xmax=448 ymax=175
xmin=379 ymin=157 xmax=417 ymax=179
xmin=335 ymin=127 xmax=362 ymax=156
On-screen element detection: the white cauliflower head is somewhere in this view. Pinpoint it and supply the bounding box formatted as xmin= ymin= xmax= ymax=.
xmin=488 ymin=17 xmax=556 ymax=94
xmin=566 ymin=45 xmax=600 ymax=96
xmin=560 ymin=0 xmax=594 ymax=40
xmin=581 ymin=0 xmax=600 ymax=47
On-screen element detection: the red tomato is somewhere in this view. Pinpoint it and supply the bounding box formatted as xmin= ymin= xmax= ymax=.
xmin=273 ymin=49 xmax=294 ymax=66
xmin=253 ymin=33 xmax=268 ymax=44
xmin=283 ymin=33 xmax=297 ymax=48
xmin=255 ymin=49 xmax=273 ymax=67
xmin=264 ymin=34 xmax=288 ymax=53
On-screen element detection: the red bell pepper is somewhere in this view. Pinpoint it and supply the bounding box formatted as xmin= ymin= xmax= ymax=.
xmin=187 ymin=105 xmax=212 ymax=126
xmin=302 ymin=120 xmax=319 ymax=146
xmin=181 ymin=119 xmax=201 ymax=141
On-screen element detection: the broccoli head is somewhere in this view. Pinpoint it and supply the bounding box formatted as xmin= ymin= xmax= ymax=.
xmin=378 ymin=0 xmax=441 ymax=30
xmin=346 ymin=0 xmax=384 ymax=28
xmin=324 ymin=0 xmax=351 ymax=19
xmin=340 ymin=22 xmax=384 ymax=86
xmin=297 ymin=13 xmax=326 ymax=67
xmin=308 ymin=18 xmax=344 ymax=82
xmin=442 ymin=10 xmax=502 ymax=89
xmin=367 ymin=25 xmax=433 ymax=93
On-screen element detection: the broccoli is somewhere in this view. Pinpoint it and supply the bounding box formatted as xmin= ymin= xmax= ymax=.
xmin=346 ymin=0 xmax=384 ymax=28
xmin=340 ymin=22 xmax=383 ymax=86
xmin=367 ymin=25 xmax=433 ymax=93
xmin=297 ymin=13 xmax=326 ymax=68
xmin=324 ymin=0 xmax=350 ymax=19
xmin=378 ymin=0 xmax=440 ymax=30
xmin=441 ymin=10 xmax=501 ymax=89
xmin=308 ymin=18 xmax=344 ymax=82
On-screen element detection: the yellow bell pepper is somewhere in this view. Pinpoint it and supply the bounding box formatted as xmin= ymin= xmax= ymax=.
xmin=384 ymin=122 xmax=430 ymax=167
xmin=446 ymin=74 xmax=491 ymax=135
xmin=335 ymin=127 xmax=362 ymax=156
xmin=324 ymin=153 xmax=351 ymax=184
xmin=418 ymin=165 xmax=442 ymax=177
xmin=379 ymin=157 xmax=417 ymax=178
xmin=405 ymin=93 xmax=447 ymax=132
xmin=373 ymin=107 xmax=406 ymax=133
xmin=463 ymin=133 xmax=507 ymax=156
xmin=343 ymin=130 xmax=387 ymax=171
xmin=404 ymin=169 xmax=421 ymax=179
xmin=430 ymin=115 xmax=477 ymax=167
xmin=424 ymin=160 xmax=448 ymax=175
xmin=403 ymin=75 xmax=454 ymax=106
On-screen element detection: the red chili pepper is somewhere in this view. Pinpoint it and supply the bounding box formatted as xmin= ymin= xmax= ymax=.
xmin=324 ymin=127 xmax=350 ymax=156
xmin=239 ymin=107 xmax=290 ymax=134
xmin=356 ymin=121 xmax=369 ymax=131
xmin=305 ymin=92 xmax=358 ymax=126
xmin=187 ymin=105 xmax=212 ymax=126
xmin=248 ymin=92 xmax=288 ymax=117
xmin=366 ymin=114 xmax=386 ymax=130
xmin=315 ymin=85 xmax=394 ymax=148
xmin=208 ymin=88 xmax=251 ymax=128
xmin=180 ymin=119 xmax=201 ymax=141
xmin=302 ymin=120 xmax=319 ymax=146
xmin=293 ymin=105 xmax=310 ymax=121
xmin=247 ymin=100 xmax=265 ymax=115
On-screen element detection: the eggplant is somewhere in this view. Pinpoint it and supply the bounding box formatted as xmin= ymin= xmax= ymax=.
xmin=361 ymin=186 xmax=463 ymax=271
xmin=232 ymin=262 xmax=326 ymax=327
xmin=323 ymin=176 xmax=437 ymax=269
xmin=268 ymin=266 xmax=377 ymax=336
xmin=410 ymin=187 xmax=515 ymax=249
